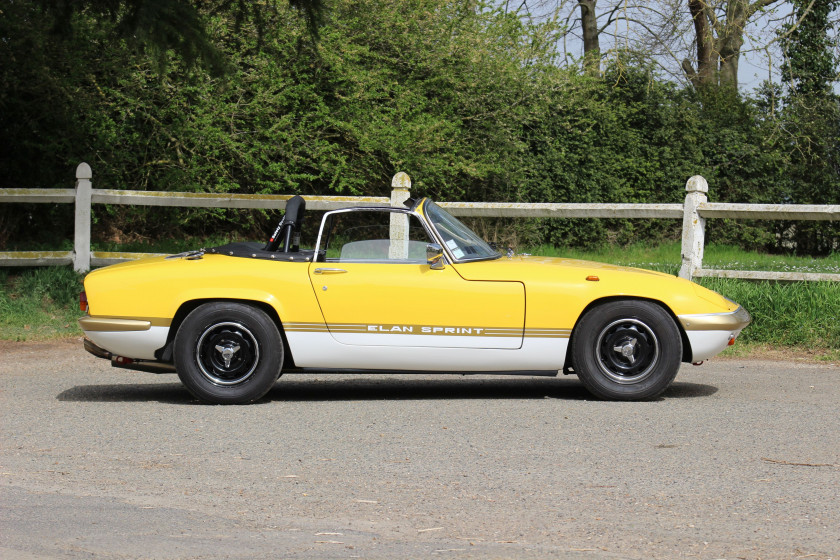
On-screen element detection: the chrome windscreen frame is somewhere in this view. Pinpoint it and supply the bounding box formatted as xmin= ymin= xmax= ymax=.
xmin=311 ymin=199 xmax=504 ymax=267
xmin=312 ymin=206 xmax=451 ymax=266
xmin=415 ymin=199 xmax=501 ymax=265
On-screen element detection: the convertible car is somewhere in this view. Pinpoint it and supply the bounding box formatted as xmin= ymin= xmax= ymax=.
xmin=79 ymin=196 xmax=750 ymax=404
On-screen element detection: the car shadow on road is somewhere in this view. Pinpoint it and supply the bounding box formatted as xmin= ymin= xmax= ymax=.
xmin=56 ymin=376 xmax=717 ymax=404
xmin=665 ymin=381 xmax=719 ymax=398
xmin=265 ymin=377 xmax=594 ymax=402
xmin=265 ymin=377 xmax=718 ymax=402
xmin=56 ymin=381 xmax=194 ymax=404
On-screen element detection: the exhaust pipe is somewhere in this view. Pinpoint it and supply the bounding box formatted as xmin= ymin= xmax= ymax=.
xmin=83 ymin=338 xmax=176 ymax=374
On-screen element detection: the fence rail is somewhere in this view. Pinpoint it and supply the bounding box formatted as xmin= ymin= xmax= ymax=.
xmin=437 ymin=202 xmax=685 ymax=219
xmin=1 ymin=163 xmax=838 ymax=282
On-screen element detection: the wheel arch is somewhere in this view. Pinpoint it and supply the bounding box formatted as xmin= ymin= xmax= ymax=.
xmin=156 ymin=298 xmax=297 ymax=368
xmin=564 ymin=296 xmax=692 ymax=369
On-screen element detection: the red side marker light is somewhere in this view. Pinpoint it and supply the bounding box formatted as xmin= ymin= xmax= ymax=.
xmin=586 ymin=275 xmax=600 ymax=282
xmin=79 ymin=291 xmax=88 ymax=312
xmin=728 ymin=334 xmax=736 ymax=346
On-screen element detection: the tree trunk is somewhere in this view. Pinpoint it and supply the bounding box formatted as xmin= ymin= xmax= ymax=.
xmin=580 ymin=0 xmax=600 ymax=76
xmin=683 ymin=0 xmax=781 ymax=90
xmin=718 ymin=32 xmax=744 ymax=88
xmin=717 ymin=0 xmax=750 ymax=89
xmin=686 ymin=0 xmax=715 ymax=87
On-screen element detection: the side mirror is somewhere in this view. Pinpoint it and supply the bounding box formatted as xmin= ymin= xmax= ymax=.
xmin=426 ymin=243 xmax=445 ymax=270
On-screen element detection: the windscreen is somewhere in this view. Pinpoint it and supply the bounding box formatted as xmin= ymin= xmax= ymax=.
xmin=423 ymin=200 xmax=500 ymax=262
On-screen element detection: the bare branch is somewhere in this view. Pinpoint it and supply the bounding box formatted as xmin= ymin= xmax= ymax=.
xmin=748 ymin=0 xmax=783 ymax=18
xmin=597 ymin=4 xmax=625 ymax=33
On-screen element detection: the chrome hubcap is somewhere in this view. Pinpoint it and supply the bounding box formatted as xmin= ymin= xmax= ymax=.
xmin=596 ymin=319 xmax=659 ymax=384
xmin=196 ymin=322 xmax=259 ymax=386
xmin=215 ymin=344 xmax=241 ymax=368
xmin=614 ymin=338 xmax=638 ymax=362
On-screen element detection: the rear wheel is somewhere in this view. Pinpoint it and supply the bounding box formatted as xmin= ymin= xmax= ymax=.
xmin=571 ymin=300 xmax=682 ymax=401
xmin=174 ymin=303 xmax=283 ymax=404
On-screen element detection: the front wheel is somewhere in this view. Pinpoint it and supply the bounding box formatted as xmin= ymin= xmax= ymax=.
xmin=174 ymin=303 xmax=284 ymax=404
xmin=571 ymin=300 xmax=682 ymax=401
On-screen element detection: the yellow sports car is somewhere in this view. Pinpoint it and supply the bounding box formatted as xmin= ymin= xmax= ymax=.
xmin=79 ymin=196 xmax=750 ymax=404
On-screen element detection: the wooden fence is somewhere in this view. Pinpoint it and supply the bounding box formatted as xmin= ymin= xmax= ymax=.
xmin=1 ymin=163 xmax=838 ymax=282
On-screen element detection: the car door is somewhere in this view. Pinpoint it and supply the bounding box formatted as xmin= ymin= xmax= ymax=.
xmin=307 ymin=208 xmax=525 ymax=349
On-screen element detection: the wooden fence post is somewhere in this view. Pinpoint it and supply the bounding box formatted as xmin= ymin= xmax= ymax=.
xmin=389 ymin=172 xmax=412 ymax=259
xmin=679 ymin=175 xmax=708 ymax=280
xmin=73 ymin=163 xmax=92 ymax=273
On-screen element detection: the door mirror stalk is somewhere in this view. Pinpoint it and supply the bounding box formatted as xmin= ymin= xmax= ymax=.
xmin=426 ymin=243 xmax=445 ymax=270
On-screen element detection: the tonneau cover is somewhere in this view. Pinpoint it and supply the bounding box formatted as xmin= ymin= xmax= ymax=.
xmin=207 ymin=242 xmax=317 ymax=262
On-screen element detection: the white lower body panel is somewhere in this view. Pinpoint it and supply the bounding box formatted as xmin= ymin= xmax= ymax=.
xmin=83 ymin=327 xmax=170 ymax=360
xmin=327 ymin=331 xmax=523 ymax=349
xmin=686 ymin=329 xmax=740 ymax=362
xmin=287 ymin=331 xmax=568 ymax=372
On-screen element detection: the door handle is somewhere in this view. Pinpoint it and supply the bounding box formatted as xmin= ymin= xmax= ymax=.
xmin=313 ymin=268 xmax=347 ymax=274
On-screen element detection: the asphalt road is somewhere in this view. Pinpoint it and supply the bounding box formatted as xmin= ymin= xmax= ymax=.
xmin=1 ymin=338 xmax=838 ymax=559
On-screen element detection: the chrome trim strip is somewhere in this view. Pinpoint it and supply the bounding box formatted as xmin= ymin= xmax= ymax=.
xmin=678 ymin=306 xmax=752 ymax=331
xmin=79 ymin=316 xmax=153 ymax=332
xmin=87 ymin=315 xmax=172 ymax=327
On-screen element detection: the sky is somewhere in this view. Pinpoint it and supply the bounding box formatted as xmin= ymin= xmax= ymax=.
xmin=510 ymin=1 xmax=839 ymax=95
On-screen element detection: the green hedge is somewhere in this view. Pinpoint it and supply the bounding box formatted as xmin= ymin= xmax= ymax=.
xmin=1 ymin=1 xmax=837 ymax=252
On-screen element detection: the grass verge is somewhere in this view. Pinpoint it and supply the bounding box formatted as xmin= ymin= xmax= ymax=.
xmin=529 ymin=242 xmax=840 ymax=275
xmin=0 ymin=267 xmax=84 ymax=341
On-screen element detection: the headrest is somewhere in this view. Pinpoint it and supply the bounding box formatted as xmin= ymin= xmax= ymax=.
xmin=284 ymin=195 xmax=306 ymax=226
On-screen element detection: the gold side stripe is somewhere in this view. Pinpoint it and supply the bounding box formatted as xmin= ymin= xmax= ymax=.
xmin=281 ymin=322 xmax=571 ymax=338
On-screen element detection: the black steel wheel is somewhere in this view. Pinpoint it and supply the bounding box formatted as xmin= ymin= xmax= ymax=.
xmin=174 ymin=303 xmax=283 ymax=404
xmin=571 ymin=300 xmax=682 ymax=401
xmin=195 ymin=321 xmax=260 ymax=386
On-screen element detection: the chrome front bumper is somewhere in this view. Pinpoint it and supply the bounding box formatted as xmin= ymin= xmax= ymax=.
xmin=677 ymin=306 xmax=752 ymax=332
xmin=677 ymin=306 xmax=752 ymax=362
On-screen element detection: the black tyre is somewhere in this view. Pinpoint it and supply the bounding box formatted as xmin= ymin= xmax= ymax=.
xmin=571 ymin=300 xmax=682 ymax=401
xmin=174 ymin=303 xmax=283 ymax=404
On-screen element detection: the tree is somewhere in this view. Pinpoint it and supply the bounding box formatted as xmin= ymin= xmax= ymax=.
xmin=509 ymin=1 xmax=830 ymax=92
xmin=780 ymin=0 xmax=840 ymax=94
xmin=775 ymin=0 xmax=840 ymax=254
xmin=681 ymin=0 xmax=784 ymax=89
xmin=35 ymin=0 xmax=324 ymax=73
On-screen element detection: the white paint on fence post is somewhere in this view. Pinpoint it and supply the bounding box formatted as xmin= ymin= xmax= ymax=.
xmin=389 ymin=172 xmax=412 ymax=260
xmin=679 ymin=175 xmax=708 ymax=281
xmin=74 ymin=163 xmax=92 ymax=273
